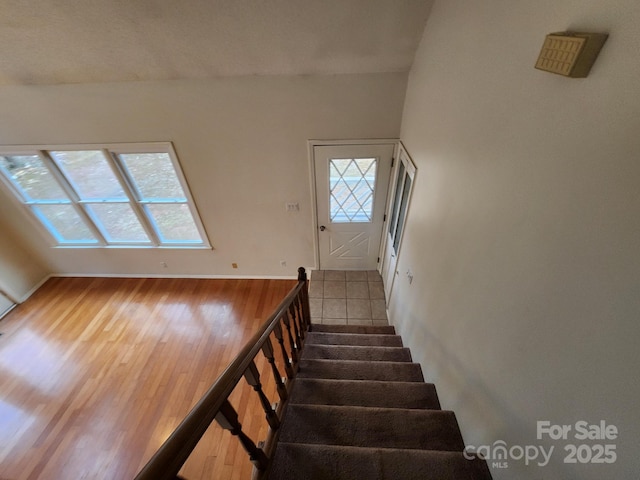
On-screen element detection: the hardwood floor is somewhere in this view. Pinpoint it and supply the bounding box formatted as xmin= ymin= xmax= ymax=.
xmin=0 ymin=277 xmax=296 ymax=480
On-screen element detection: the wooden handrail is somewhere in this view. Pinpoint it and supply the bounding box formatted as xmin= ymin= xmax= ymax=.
xmin=134 ymin=267 xmax=310 ymax=480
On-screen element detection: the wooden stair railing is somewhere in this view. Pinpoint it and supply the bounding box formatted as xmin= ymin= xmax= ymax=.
xmin=134 ymin=267 xmax=311 ymax=480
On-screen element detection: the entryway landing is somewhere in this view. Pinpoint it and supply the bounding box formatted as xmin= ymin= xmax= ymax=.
xmin=308 ymin=270 xmax=388 ymax=326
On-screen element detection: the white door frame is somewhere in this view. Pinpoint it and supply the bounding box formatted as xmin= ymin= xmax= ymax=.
xmin=378 ymin=142 xmax=417 ymax=301
xmin=376 ymin=142 xmax=400 ymax=274
xmin=308 ymin=139 xmax=399 ymax=270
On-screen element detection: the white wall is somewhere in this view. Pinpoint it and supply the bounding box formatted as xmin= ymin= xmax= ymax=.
xmin=394 ymin=1 xmax=640 ymax=478
xmin=0 ymin=217 xmax=48 ymax=301
xmin=0 ymin=73 xmax=406 ymax=278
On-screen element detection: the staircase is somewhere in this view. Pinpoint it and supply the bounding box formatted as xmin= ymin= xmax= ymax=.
xmin=267 ymin=324 xmax=492 ymax=480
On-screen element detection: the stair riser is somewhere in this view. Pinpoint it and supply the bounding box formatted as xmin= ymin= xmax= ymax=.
xmin=279 ymin=405 xmax=465 ymax=451
xmin=298 ymin=359 xmax=424 ymax=382
xmin=270 ymin=443 xmax=493 ymax=480
xmin=307 ymin=332 xmax=403 ymax=347
xmin=289 ymin=379 xmax=441 ymax=410
xmin=302 ymin=345 xmax=412 ymax=362
xmin=310 ymin=324 xmax=396 ymax=335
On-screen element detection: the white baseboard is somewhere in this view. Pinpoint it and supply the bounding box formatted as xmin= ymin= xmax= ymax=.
xmin=19 ymin=274 xmax=53 ymax=303
xmin=0 ymin=303 xmax=17 ymax=320
xmin=50 ymin=273 xmax=299 ymax=280
xmin=15 ymin=268 xmax=316 ymax=303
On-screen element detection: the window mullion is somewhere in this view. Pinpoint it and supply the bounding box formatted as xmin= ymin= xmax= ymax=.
xmin=39 ymin=151 xmax=108 ymax=246
xmin=165 ymin=146 xmax=211 ymax=247
xmin=103 ymin=149 xmax=162 ymax=246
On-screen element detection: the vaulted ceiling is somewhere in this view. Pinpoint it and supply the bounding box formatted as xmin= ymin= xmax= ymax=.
xmin=0 ymin=0 xmax=432 ymax=86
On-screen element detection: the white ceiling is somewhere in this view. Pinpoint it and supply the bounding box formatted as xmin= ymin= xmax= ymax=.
xmin=0 ymin=0 xmax=432 ymax=86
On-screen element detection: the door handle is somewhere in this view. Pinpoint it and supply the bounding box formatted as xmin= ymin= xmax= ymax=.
xmin=319 ymin=225 xmax=326 ymax=231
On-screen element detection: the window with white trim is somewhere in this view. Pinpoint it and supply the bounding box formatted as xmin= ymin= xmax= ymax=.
xmin=0 ymin=143 xmax=209 ymax=248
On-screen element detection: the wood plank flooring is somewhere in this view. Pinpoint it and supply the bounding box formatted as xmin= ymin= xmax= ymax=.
xmin=0 ymin=277 xmax=296 ymax=480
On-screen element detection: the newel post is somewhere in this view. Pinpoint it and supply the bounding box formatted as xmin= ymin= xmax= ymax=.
xmin=297 ymin=267 xmax=312 ymax=331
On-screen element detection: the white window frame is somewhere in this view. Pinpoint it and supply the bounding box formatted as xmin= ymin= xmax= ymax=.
xmin=0 ymin=142 xmax=211 ymax=249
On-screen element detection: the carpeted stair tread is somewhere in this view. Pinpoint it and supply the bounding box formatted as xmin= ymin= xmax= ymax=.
xmin=268 ymin=443 xmax=493 ymax=480
xmin=310 ymin=324 xmax=396 ymax=335
xmin=267 ymin=315 xmax=493 ymax=479
xmin=307 ymin=332 xmax=403 ymax=347
xmin=278 ymin=404 xmax=465 ymax=451
xmin=298 ymin=359 xmax=424 ymax=382
xmin=289 ymin=378 xmax=441 ymax=409
xmin=302 ymin=344 xmax=412 ymax=362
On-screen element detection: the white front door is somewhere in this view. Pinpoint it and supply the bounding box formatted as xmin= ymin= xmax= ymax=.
xmin=381 ymin=145 xmax=416 ymax=301
xmin=314 ymin=144 xmax=394 ymax=270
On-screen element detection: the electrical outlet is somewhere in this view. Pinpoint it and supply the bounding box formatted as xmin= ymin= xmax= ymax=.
xmin=232 ymin=263 xmax=238 ymax=269
xmin=286 ymin=202 xmax=299 ymax=212
xmin=280 ymin=260 xmax=287 ymax=267
xmin=160 ymin=262 xmax=168 ymax=268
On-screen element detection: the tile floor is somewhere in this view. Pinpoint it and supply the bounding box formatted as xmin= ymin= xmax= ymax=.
xmin=309 ymin=270 xmax=388 ymax=326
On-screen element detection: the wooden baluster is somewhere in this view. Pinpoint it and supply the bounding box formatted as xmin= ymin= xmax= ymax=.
xmin=298 ymin=267 xmax=312 ymax=331
xmin=244 ymin=360 xmax=280 ymax=430
xmin=273 ymin=322 xmax=294 ymax=379
xmin=215 ymin=400 xmax=269 ymax=470
xmin=296 ymin=291 xmax=309 ymax=339
xmin=293 ymin=296 xmax=305 ymax=340
xmin=262 ymin=337 xmax=288 ymax=401
xmin=281 ymin=311 xmax=298 ymax=363
xmin=288 ymin=304 xmax=302 ymax=349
